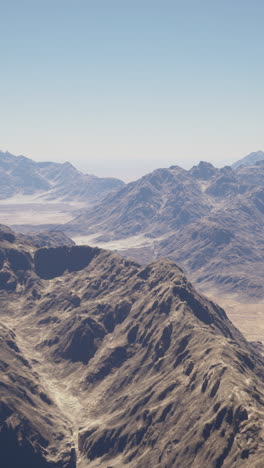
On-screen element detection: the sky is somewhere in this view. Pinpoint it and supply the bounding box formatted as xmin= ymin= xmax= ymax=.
xmin=1 ymin=0 xmax=264 ymax=180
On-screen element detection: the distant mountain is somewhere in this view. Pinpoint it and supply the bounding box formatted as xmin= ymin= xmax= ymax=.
xmin=1 ymin=225 xmax=264 ymax=467
xmin=232 ymin=150 xmax=264 ymax=169
xmin=65 ymin=161 xmax=264 ymax=299
xmin=68 ymin=163 xmax=213 ymax=238
xmin=0 ymin=151 xmax=124 ymax=201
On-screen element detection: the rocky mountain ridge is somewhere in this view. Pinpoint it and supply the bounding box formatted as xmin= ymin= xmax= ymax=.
xmin=64 ymin=160 xmax=264 ymax=299
xmin=232 ymin=151 xmax=264 ymax=170
xmin=0 ymin=225 xmax=264 ymax=467
xmin=0 ymin=151 xmax=124 ymax=202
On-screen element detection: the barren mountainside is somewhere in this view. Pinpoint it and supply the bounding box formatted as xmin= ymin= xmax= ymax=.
xmin=0 ymin=225 xmax=264 ymax=467
xmin=232 ymin=151 xmax=264 ymax=170
xmin=0 ymin=151 xmax=124 ymax=202
xmin=65 ymin=161 xmax=264 ymax=298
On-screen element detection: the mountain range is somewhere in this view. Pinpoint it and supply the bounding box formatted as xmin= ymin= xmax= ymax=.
xmin=2 ymin=150 xmax=264 ymax=300
xmin=63 ymin=159 xmax=264 ymax=299
xmin=1 ymin=225 xmax=264 ymax=467
xmin=0 ymin=151 xmax=124 ymax=202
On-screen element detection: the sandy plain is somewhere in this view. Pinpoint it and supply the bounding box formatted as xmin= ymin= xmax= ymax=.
xmin=0 ymin=194 xmax=87 ymax=227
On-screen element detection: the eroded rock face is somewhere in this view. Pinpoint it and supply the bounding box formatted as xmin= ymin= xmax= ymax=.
xmin=1 ymin=227 xmax=264 ymax=467
xmin=0 ymin=325 xmax=76 ymax=468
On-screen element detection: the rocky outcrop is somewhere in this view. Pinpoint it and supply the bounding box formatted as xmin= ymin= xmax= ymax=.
xmin=189 ymin=161 xmax=218 ymax=180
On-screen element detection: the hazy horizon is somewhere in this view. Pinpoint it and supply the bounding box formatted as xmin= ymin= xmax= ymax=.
xmin=1 ymin=147 xmax=261 ymax=182
xmin=1 ymin=1 xmax=264 ymax=180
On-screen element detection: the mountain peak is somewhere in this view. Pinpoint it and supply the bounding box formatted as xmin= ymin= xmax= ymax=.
xmin=232 ymin=150 xmax=264 ymax=169
xmin=63 ymin=161 xmax=75 ymax=168
xmin=189 ymin=160 xmax=217 ymax=180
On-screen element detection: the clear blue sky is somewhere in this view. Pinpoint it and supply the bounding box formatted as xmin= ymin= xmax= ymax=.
xmin=1 ymin=0 xmax=264 ymax=179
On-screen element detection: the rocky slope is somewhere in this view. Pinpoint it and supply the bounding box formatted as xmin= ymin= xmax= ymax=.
xmin=0 ymin=151 xmax=124 ymax=202
xmin=67 ymin=164 xmax=212 ymax=238
xmin=0 ymin=324 xmax=76 ymax=468
xmin=1 ymin=225 xmax=264 ymax=467
xmin=232 ymin=151 xmax=264 ymax=170
xmin=64 ymin=161 xmax=264 ymax=299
